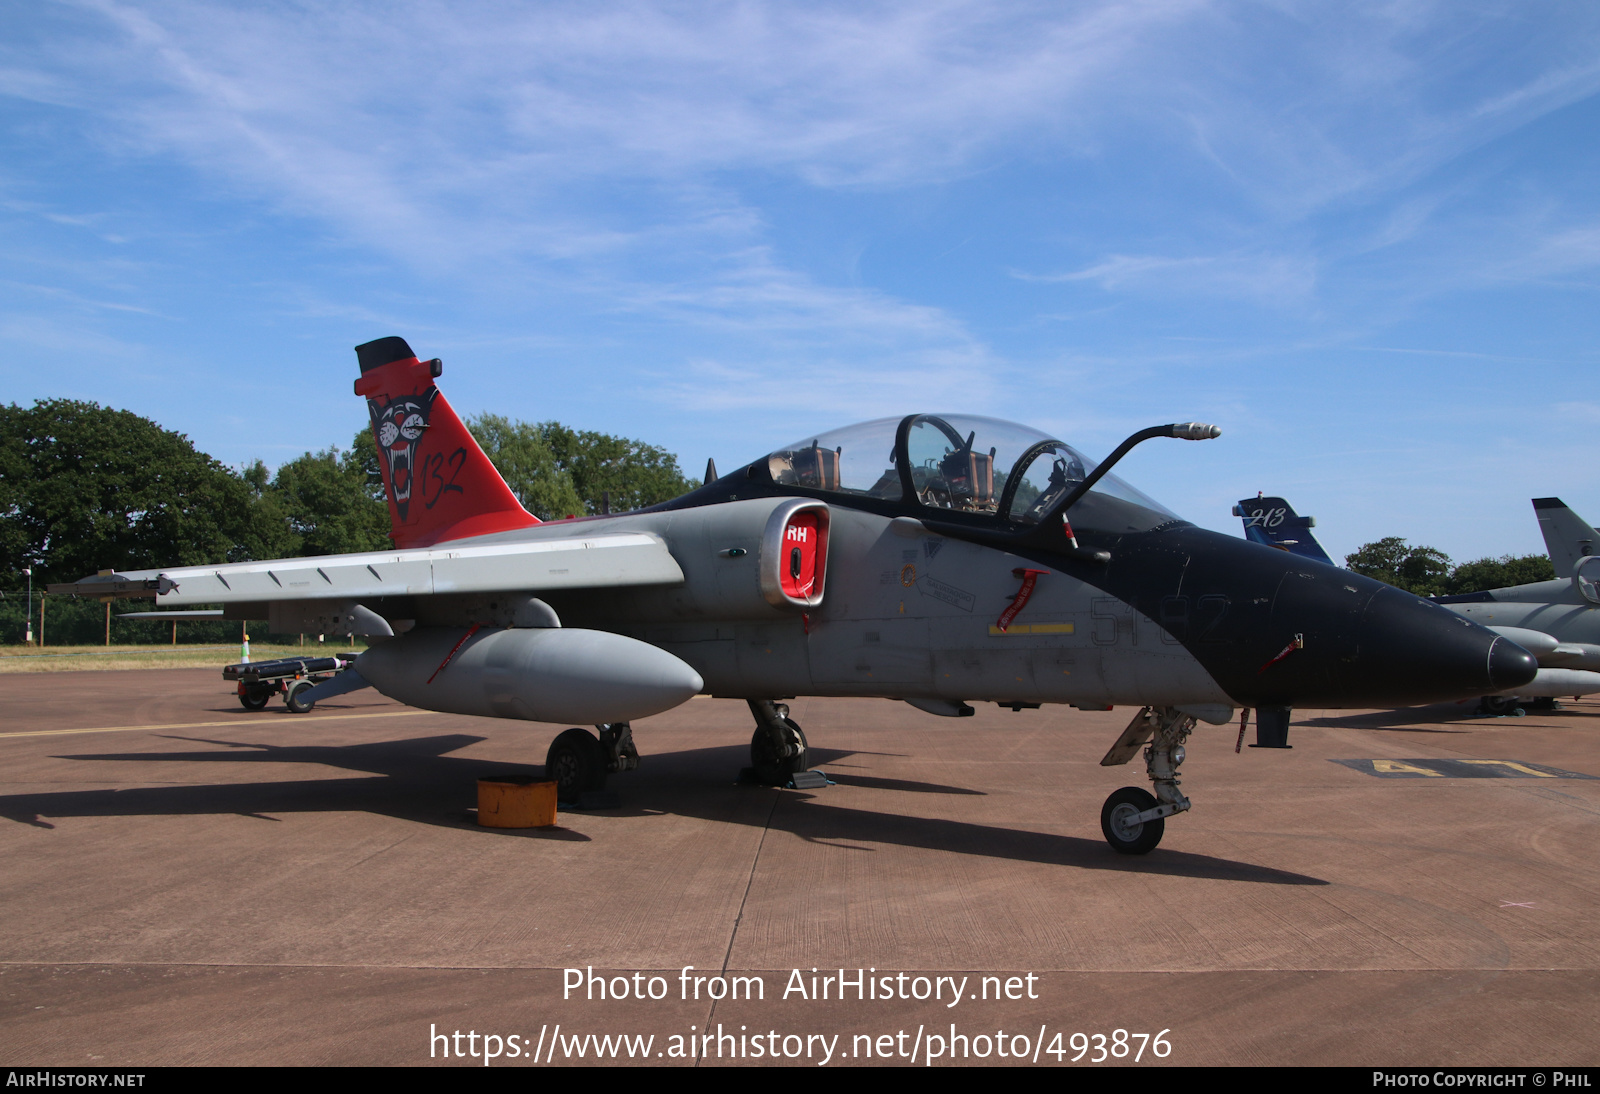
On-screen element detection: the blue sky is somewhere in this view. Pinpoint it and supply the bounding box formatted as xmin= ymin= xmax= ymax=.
xmin=3 ymin=1 xmax=1598 ymax=564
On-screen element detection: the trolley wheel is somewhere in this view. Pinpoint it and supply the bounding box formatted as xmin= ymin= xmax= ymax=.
xmin=239 ymin=688 xmax=271 ymax=711
xmin=285 ymin=680 xmax=316 ymax=714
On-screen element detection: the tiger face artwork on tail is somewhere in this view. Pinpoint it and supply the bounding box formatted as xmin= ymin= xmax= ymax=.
xmin=368 ymin=388 xmax=440 ymax=524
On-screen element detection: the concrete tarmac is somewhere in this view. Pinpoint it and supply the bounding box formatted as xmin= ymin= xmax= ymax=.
xmin=1 ymin=669 xmax=1597 ymax=1067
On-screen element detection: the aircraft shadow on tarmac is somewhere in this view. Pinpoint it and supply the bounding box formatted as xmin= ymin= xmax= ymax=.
xmin=1298 ymin=710 xmax=1475 ymax=732
xmin=1299 ymin=702 xmax=1597 ymax=732
xmin=0 ymin=733 xmax=1324 ymax=885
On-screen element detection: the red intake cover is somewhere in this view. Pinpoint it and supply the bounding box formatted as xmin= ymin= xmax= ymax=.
xmin=780 ymin=510 xmax=827 ymax=600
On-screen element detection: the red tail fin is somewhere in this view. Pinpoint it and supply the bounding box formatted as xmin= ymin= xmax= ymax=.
xmin=354 ymin=336 xmax=540 ymax=548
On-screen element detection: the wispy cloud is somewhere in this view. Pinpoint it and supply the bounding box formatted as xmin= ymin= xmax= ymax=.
xmin=638 ymin=249 xmax=1002 ymax=416
xmin=1012 ymin=251 xmax=1318 ymax=304
xmin=0 ymin=279 xmax=163 ymax=316
xmin=4 ymin=0 xmax=1600 ymax=549
xmin=1553 ymin=401 xmax=1600 ymax=425
xmin=8 ymin=1 xmax=1598 ymax=311
xmin=7 ymin=2 xmax=1203 ymax=260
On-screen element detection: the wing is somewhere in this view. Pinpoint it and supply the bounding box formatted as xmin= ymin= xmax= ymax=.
xmin=48 ymin=530 xmax=684 ymax=607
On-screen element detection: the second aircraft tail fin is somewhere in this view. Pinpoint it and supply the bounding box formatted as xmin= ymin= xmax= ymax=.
xmin=1532 ymin=497 xmax=1598 ymax=578
xmin=1234 ymin=495 xmax=1335 ymax=566
xmin=354 ymin=336 xmax=540 ymax=549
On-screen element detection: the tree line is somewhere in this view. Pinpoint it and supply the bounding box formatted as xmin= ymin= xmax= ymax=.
xmin=1343 ymin=537 xmax=1553 ymax=597
xmin=0 ymin=399 xmax=697 ymax=644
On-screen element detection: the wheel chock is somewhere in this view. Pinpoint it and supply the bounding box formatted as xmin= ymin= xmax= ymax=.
xmin=477 ymin=777 xmax=558 ymax=828
xmin=789 ymin=770 xmax=830 ymax=789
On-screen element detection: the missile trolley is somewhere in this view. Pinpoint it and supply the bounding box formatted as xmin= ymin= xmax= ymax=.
xmin=224 ymin=654 xmax=356 ymax=713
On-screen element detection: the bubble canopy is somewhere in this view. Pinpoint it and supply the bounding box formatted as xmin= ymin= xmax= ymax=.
xmin=765 ymin=414 xmax=1179 ymax=534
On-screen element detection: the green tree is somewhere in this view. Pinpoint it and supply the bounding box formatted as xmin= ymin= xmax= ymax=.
xmin=0 ymin=399 xmax=278 ymax=585
xmin=266 ymin=428 xmax=390 ymax=556
xmin=1345 ymin=537 xmax=1453 ymax=597
xmin=465 ymin=414 xmax=587 ymax=519
xmin=1445 ymin=554 xmax=1555 ymax=595
xmin=534 ymin=421 xmax=698 ymax=514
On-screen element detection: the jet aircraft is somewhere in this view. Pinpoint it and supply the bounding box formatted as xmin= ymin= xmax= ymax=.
xmin=1235 ymin=494 xmax=1600 ymax=714
xmin=53 ymin=337 xmax=1537 ymax=854
xmin=1435 ymin=498 xmax=1600 ymax=713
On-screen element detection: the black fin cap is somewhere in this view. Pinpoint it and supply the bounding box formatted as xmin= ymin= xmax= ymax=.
xmin=355 ymin=336 xmax=416 ymax=373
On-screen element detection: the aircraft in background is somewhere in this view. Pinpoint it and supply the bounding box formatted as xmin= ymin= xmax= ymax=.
xmin=1233 ymin=494 xmax=1600 ymax=714
xmin=1232 ymin=495 xmax=1334 ymax=565
xmin=52 ymin=337 xmax=1535 ymax=855
xmin=1436 ymin=498 xmax=1600 ymax=713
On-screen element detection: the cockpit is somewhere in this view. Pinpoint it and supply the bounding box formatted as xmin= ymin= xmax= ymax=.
xmin=765 ymin=413 xmax=1181 ymax=536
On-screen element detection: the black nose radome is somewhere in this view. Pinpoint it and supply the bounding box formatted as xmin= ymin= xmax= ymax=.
xmin=1342 ymin=588 xmax=1541 ymax=705
xmin=1105 ymin=527 xmax=1551 ymax=710
xmin=1487 ymin=636 xmax=1539 ymax=692
xmin=1238 ymin=573 xmax=1544 ymax=708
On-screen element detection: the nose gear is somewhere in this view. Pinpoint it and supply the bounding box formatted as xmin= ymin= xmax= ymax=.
xmin=1099 ymin=706 xmax=1197 ymax=854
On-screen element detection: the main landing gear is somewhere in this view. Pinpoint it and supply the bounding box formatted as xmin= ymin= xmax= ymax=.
xmin=544 ymin=722 xmax=640 ymax=802
xmin=747 ymin=700 xmax=809 ymax=785
xmin=1098 ymin=706 xmax=1196 ymax=855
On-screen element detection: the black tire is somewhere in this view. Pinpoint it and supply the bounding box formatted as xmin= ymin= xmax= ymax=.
xmin=284 ymin=681 xmax=315 ymax=714
xmin=1100 ymin=786 xmax=1164 ymax=855
xmin=1481 ymin=696 xmax=1519 ymax=716
xmin=239 ymin=689 xmax=270 ymax=711
xmin=750 ymin=718 xmax=809 ymax=785
xmin=546 ymin=728 xmax=608 ymax=801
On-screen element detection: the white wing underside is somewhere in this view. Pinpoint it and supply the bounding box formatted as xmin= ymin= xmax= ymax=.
xmin=100 ymin=532 xmax=683 ymax=608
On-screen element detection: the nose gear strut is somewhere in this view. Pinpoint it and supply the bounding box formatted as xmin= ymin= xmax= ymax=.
xmin=1098 ymin=706 xmax=1196 ymax=854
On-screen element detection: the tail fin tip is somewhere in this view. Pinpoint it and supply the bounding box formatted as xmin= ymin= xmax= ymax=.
xmin=355 ymin=336 xmax=416 ymax=373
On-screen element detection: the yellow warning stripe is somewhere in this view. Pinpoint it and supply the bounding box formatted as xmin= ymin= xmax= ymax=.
xmin=988 ymin=623 xmax=1075 ymax=636
xmin=0 ymin=709 xmax=429 ymax=741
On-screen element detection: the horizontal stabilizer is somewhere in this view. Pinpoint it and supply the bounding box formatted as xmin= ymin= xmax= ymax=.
xmin=118 ymin=610 xmax=225 ymax=620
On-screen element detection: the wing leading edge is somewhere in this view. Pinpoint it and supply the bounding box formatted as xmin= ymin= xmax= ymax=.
xmin=48 ymin=532 xmax=685 ymax=607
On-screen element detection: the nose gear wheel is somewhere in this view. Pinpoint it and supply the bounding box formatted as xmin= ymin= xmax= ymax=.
xmin=1098 ymin=706 xmax=1196 ymax=854
xmin=1101 ymin=786 xmax=1164 ymax=855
